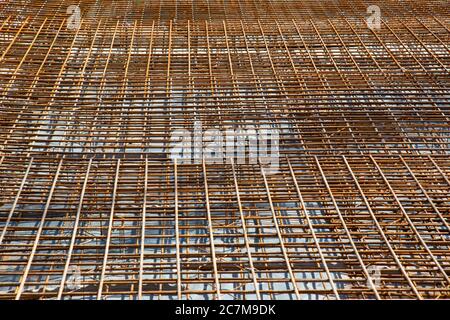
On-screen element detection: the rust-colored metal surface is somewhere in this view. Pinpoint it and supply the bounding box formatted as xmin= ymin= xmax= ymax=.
xmin=0 ymin=0 xmax=449 ymax=300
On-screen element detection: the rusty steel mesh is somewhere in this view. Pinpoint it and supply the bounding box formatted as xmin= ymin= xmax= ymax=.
xmin=0 ymin=0 xmax=449 ymax=300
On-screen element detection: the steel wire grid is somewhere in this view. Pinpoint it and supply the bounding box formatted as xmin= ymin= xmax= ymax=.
xmin=0 ymin=155 xmax=449 ymax=299
xmin=0 ymin=16 xmax=449 ymax=155
xmin=0 ymin=0 xmax=449 ymax=23
xmin=0 ymin=0 xmax=449 ymax=300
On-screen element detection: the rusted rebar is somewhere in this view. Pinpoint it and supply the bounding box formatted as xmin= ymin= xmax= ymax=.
xmin=0 ymin=0 xmax=449 ymax=300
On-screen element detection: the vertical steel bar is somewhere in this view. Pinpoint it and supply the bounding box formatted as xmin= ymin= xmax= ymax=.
xmin=97 ymin=159 xmax=121 ymax=300
xmin=174 ymin=158 xmax=182 ymax=300
xmin=0 ymin=157 xmax=34 ymax=245
xmin=57 ymin=158 xmax=93 ymax=299
xmin=260 ymin=164 xmax=302 ymax=299
xmin=138 ymin=157 xmax=148 ymax=300
xmin=231 ymin=160 xmax=261 ymax=299
xmin=15 ymin=158 xmax=63 ymax=300
xmin=370 ymin=155 xmax=450 ymax=288
xmin=286 ymin=158 xmax=340 ymax=299
xmin=202 ymin=159 xmax=222 ymax=299
xmin=314 ymin=156 xmax=382 ymax=299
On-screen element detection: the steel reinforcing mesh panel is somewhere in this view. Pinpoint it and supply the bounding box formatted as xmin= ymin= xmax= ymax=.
xmin=0 ymin=0 xmax=449 ymax=300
